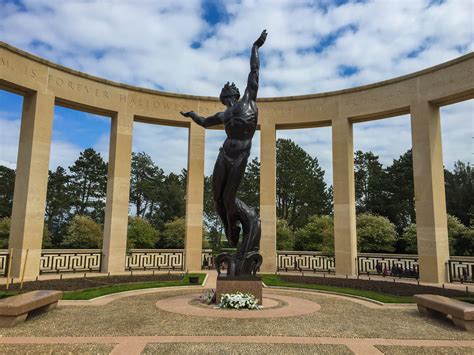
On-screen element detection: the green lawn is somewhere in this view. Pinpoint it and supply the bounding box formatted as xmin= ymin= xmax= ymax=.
xmin=261 ymin=275 xmax=414 ymax=303
xmin=0 ymin=273 xmax=206 ymax=301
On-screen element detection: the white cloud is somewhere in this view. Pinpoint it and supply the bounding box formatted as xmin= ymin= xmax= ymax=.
xmin=0 ymin=0 xmax=472 ymax=181
xmin=132 ymin=122 xmax=189 ymax=174
xmin=49 ymin=140 xmax=83 ymax=171
xmin=0 ymin=117 xmax=20 ymax=168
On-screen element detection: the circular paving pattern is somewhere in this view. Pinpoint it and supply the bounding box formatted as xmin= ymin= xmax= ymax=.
xmin=155 ymin=292 xmax=321 ymax=318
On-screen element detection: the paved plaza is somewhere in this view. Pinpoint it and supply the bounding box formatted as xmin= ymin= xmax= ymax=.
xmin=1 ymin=272 xmax=473 ymax=354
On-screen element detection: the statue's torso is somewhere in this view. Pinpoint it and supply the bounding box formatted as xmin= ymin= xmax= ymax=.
xmin=222 ymin=98 xmax=257 ymax=159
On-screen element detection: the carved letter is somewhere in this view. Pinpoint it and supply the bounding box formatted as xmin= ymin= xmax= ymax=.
xmin=0 ymin=57 xmax=9 ymax=67
xmin=56 ymin=78 xmax=64 ymax=87
xmin=68 ymin=81 xmax=74 ymax=90
xmin=103 ymin=91 xmax=109 ymax=99
xmin=31 ymin=69 xmax=37 ymax=78
xmin=120 ymin=95 xmax=127 ymax=103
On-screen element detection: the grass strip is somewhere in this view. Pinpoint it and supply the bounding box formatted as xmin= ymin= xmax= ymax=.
xmin=62 ymin=273 xmax=205 ymax=300
xmin=261 ymin=275 xmax=414 ymax=303
xmin=0 ymin=274 xmax=205 ymax=301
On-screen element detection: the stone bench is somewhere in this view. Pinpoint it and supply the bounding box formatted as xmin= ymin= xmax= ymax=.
xmin=0 ymin=290 xmax=63 ymax=327
xmin=414 ymin=294 xmax=474 ymax=331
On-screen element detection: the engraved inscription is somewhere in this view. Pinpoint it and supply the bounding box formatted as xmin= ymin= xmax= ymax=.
xmin=48 ymin=74 xmax=110 ymax=99
xmin=0 ymin=55 xmax=37 ymax=78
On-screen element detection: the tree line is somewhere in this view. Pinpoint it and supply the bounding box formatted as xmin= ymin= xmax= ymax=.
xmin=0 ymin=139 xmax=472 ymax=255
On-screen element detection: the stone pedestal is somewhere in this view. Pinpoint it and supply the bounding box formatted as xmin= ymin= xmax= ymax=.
xmin=216 ymin=276 xmax=263 ymax=305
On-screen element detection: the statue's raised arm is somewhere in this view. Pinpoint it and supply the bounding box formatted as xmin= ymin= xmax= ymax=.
xmin=245 ymin=29 xmax=267 ymax=101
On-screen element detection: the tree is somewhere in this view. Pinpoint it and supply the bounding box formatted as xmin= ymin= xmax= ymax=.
xmin=159 ymin=217 xmax=185 ymax=249
xmin=61 ymin=215 xmax=102 ymax=248
xmin=150 ymin=172 xmax=186 ymax=230
xmin=277 ymin=139 xmax=331 ymax=230
xmin=129 ymin=152 xmax=164 ymax=218
xmin=354 ymin=151 xmax=386 ymax=214
xmin=294 ymin=215 xmax=334 ymax=253
xmin=445 ymin=161 xmax=473 ymax=227
xmin=0 ymin=217 xmax=52 ymax=249
xmin=384 ymin=149 xmax=415 ymax=235
xmin=401 ymin=215 xmax=474 ymax=256
xmin=238 ymin=157 xmax=260 ymax=212
xmin=0 ymin=165 xmax=15 ymax=218
xmin=276 ymin=218 xmax=294 ymax=250
xmin=127 ymin=216 xmax=159 ymax=249
xmin=45 ymin=166 xmax=73 ymax=246
xmin=69 ymin=148 xmax=107 ymax=223
xmin=400 ymin=223 xmax=417 ymax=254
xmin=447 ymin=214 xmax=473 ymax=256
xmin=356 ymin=213 xmax=397 ymax=253
xmin=0 ymin=217 xmax=10 ymax=249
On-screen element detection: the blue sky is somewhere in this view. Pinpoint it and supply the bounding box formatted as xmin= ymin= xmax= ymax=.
xmin=0 ymin=0 xmax=472 ymax=186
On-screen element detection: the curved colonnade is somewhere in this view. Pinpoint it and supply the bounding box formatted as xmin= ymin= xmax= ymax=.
xmin=0 ymin=42 xmax=472 ymax=283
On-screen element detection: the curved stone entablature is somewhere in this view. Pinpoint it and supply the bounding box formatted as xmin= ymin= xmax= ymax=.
xmin=1 ymin=40 xmax=473 ymax=284
xmin=1 ymin=42 xmax=473 ymax=128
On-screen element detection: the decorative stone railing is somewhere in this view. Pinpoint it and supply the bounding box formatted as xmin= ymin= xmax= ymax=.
xmin=0 ymin=249 xmax=472 ymax=283
xmin=125 ymin=249 xmax=184 ymax=271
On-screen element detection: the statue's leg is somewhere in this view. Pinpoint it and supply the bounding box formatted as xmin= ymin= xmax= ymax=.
xmin=223 ymin=152 xmax=249 ymax=246
xmin=212 ymin=151 xmax=229 ymax=239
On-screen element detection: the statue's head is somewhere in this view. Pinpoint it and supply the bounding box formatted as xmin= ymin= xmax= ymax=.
xmin=220 ymin=82 xmax=240 ymax=107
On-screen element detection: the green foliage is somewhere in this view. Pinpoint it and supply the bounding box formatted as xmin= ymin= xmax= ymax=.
xmin=130 ymin=152 xmax=164 ymax=218
xmin=400 ymin=223 xmax=417 ymax=254
xmin=62 ymin=215 xmax=102 ymax=248
xmin=127 ymin=216 xmax=159 ymax=249
xmin=0 ymin=217 xmax=10 ymax=249
xmin=447 ymin=214 xmax=473 ymax=256
xmin=0 ymin=165 xmax=15 ymax=218
xmin=45 ymin=166 xmax=73 ymax=246
xmin=238 ymin=157 xmax=260 ymax=212
xmin=276 ymin=218 xmax=294 ymax=250
xmin=69 ymin=148 xmax=107 ymax=224
xmin=261 ymin=275 xmax=414 ymax=303
xmin=445 ymin=161 xmax=473 ymax=227
xmin=294 ymin=215 xmax=334 ymax=253
xmin=382 ymin=150 xmax=416 ymax=235
xmin=399 ymin=214 xmax=474 ymax=256
xmin=356 ymin=213 xmax=397 ymax=253
xmin=61 ymin=274 xmax=205 ymax=300
xmin=354 ymin=151 xmax=386 ymax=215
xmin=0 ymin=217 xmax=52 ymax=249
xmin=277 ymin=139 xmax=331 ymax=230
xmin=150 ymin=172 xmax=186 ymax=230
xmin=159 ymin=217 xmax=185 ymax=249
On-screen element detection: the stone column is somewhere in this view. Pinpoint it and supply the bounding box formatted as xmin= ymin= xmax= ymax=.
xmin=8 ymin=92 xmax=55 ymax=278
xmin=184 ymin=122 xmax=205 ymax=271
xmin=102 ymin=111 xmax=133 ymax=273
xmin=411 ymin=101 xmax=449 ymax=283
xmin=259 ymin=123 xmax=277 ymax=272
xmin=332 ymin=117 xmax=357 ymax=276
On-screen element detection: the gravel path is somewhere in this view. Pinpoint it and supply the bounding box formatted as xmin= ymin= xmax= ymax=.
xmin=0 ymin=288 xmax=472 ymax=340
xmin=0 ymin=343 xmax=115 ymax=354
xmin=142 ymin=343 xmax=352 ymax=354
xmin=375 ymin=345 xmax=474 ymax=354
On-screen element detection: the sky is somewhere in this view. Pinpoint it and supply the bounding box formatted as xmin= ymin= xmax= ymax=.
xmin=0 ymin=0 xmax=472 ymax=186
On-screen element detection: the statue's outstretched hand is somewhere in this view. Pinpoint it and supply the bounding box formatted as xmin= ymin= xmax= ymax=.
xmin=254 ymin=29 xmax=268 ymax=48
xmin=180 ymin=111 xmax=195 ymax=118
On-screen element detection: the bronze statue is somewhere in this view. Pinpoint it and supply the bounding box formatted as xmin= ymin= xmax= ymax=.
xmin=181 ymin=30 xmax=267 ymax=276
